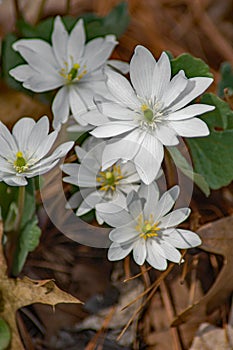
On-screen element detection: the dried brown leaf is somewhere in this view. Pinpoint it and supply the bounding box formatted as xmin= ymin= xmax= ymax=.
xmin=172 ymin=216 xmax=233 ymax=326
xmin=0 ymin=222 xmax=82 ymax=349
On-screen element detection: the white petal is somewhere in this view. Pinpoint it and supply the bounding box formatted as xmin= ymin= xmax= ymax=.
xmin=30 ymin=142 xmax=74 ymax=172
xmin=133 ymin=238 xmax=146 ymax=265
xmin=154 ymin=186 xmax=180 ymax=222
xmin=168 ymin=104 xmax=215 ymax=121
xmin=100 ymin=102 xmax=135 ymax=121
xmin=101 ymin=129 xmax=146 ymax=170
xmin=66 ymin=191 xmax=84 ymax=209
xmin=52 ymin=16 xmax=68 ymax=66
xmin=33 ymin=131 xmax=58 ymax=161
xmin=162 ymin=70 xmax=188 ymax=107
xmin=0 ymin=122 xmax=18 ymax=153
xmin=105 ymin=69 xmax=140 ymax=109
xmin=170 ymin=77 xmax=213 ymax=111
xmin=76 ymin=199 xmax=93 ymax=216
xmin=152 ymin=52 xmax=171 ymax=101
xmin=134 ymin=133 xmax=164 ymax=184
xmin=68 ymin=19 xmax=85 ymax=62
xmin=130 ymin=45 xmax=156 ymax=99
xmin=154 ymin=124 xmax=179 ymax=146
xmin=140 ymin=182 xmax=160 ymax=217
xmin=27 ymin=116 xmax=49 ymax=154
xmin=146 ymin=239 xmax=167 ymax=270
xmin=160 ymin=208 xmax=191 ymax=228
xmin=107 ymin=59 xmax=129 ymax=74
xmin=91 ymin=121 xmax=136 ymax=138
xmin=22 ymin=70 xmax=63 ymax=92
xmin=109 ymin=227 xmax=138 ymax=243
xmin=12 ymin=117 xmax=35 ymax=150
xmin=96 ymin=202 xmax=132 ymax=227
xmin=69 ymin=85 xmax=88 ymax=118
xmin=2 ymin=175 xmax=28 ymax=186
xmin=126 ymin=190 xmax=144 ymax=219
xmin=108 ymin=241 xmax=133 ymax=261
xmin=0 ymin=159 xmax=16 ymax=173
xmin=13 ymin=39 xmax=57 ymax=66
xmin=62 ymin=163 xmax=79 ymax=176
xmin=85 ymin=35 xmax=117 ymax=72
xmin=52 ymin=86 xmax=70 ymax=129
xmin=12 ymin=45 xmax=58 ymax=76
xmin=170 ymin=117 xmax=209 ymax=137
xmin=78 ymin=164 xmax=98 ymax=187
xmin=9 ymin=65 xmax=34 ymax=82
xmin=165 ymin=228 xmax=201 ymax=248
xmin=159 ymin=240 xmax=181 ymax=263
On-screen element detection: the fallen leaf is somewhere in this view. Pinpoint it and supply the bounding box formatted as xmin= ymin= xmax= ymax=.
xmin=0 ymin=222 xmax=82 ymax=349
xmin=190 ymin=323 xmax=233 ymax=350
xmin=172 ymin=216 xmax=233 ymax=326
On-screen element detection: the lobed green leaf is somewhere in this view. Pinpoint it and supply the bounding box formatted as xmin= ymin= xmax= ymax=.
xmin=186 ymin=93 xmax=233 ymax=190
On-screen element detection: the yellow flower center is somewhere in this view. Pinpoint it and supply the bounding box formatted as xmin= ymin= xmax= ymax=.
xmin=135 ymin=213 xmax=160 ymax=240
xmin=14 ymin=151 xmax=28 ymax=173
xmin=59 ymin=61 xmax=87 ymax=83
xmin=96 ymin=165 xmax=123 ymax=192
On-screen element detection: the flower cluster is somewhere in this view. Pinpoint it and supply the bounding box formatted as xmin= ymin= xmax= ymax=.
xmin=9 ymin=15 xmax=215 ymax=270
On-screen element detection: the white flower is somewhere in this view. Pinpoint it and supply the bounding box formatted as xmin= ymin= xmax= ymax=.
xmin=0 ymin=116 xmax=74 ymax=186
xmin=61 ymin=138 xmax=140 ymax=224
xmin=97 ymin=183 xmax=201 ymax=270
xmin=9 ymin=16 xmax=126 ymax=130
xmin=91 ymin=46 xmax=215 ymax=184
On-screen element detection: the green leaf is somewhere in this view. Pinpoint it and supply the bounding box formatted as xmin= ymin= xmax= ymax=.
xmin=0 ymin=183 xmax=18 ymax=222
xmin=12 ymin=216 xmax=41 ymax=276
xmin=167 ymin=146 xmax=210 ymax=196
xmin=171 ymin=53 xmax=213 ymax=78
xmin=1 ymin=33 xmax=29 ymax=92
xmin=16 ymin=2 xmax=129 ymax=42
xmin=86 ymin=2 xmax=129 ymax=40
xmin=186 ymin=93 xmax=233 ymax=189
xmin=4 ymin=202 xmax=18 ymax=232
xmin=0 ymin=318 xmax=11 ymax=350
xmin=20 ymin=179 xmax=36 ymax=229
xmin=217 ymin=62 xmax=233 ymax=97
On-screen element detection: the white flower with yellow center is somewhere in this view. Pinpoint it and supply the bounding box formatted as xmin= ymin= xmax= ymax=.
xmin=0 ymin=116 xmax=74 ymax=186
xmin=91 ymin=45 xmax=215 ymax=184
xmin=9 ymin=16 xmax=126 ymax=130
xmin=61 ymin=138 xmax=140 ymax=224
xmin=97 ymin=183 xmax=201 ymax=270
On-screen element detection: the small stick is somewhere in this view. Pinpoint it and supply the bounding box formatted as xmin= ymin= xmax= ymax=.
xmin=160 ymin=280 xmax=182 ymax=350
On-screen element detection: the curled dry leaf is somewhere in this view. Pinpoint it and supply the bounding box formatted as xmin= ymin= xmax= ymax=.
xmin=172 ymin=216 xmax=233 ymax=326
xmin=0 ymin=222 xmax=82 ymax=350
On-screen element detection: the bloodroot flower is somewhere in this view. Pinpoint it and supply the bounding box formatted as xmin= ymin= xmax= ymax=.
xmin=62 ymin=138 xmax=140 ymax=224
xmin=91 ymin=45 xmax=215 ymax=184
xmin=97 ymin=183 xmax=201 ymax=270
xmin=10 ymin=16 xmax=124 ymax=130
xmin=0 ymin=116 xmax=74 ymax=186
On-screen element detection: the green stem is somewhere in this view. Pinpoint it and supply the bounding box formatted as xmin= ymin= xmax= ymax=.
xmin=14 ymin=186 xmax=25 ymax=233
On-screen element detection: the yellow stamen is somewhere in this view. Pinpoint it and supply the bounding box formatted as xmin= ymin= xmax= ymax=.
xmin=135 ymin=214 xmax=160 ymax=240
xmin=96 ymin=165 xmax=123 ymax=192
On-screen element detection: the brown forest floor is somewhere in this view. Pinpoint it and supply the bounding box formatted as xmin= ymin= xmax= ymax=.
xmin=1 ymin=0 xmax=233 ymax=349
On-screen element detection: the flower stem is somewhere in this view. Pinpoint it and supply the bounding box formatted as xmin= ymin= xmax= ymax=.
xmin=14 ymin=186 xmax=25 ymax=233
